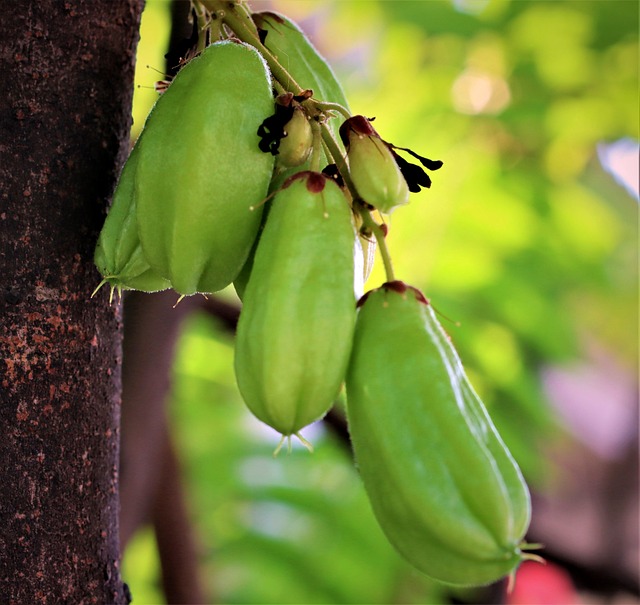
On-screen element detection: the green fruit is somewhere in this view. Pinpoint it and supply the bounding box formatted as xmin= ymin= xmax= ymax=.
xmin=93 ymin=143 xmax=171 ymax=299
xmin=234 ymin=171 xmax=356 ymax=436
xmin=135 ymin=41 xmax=275 ymax=295
xmin=276 ymin=105 xmax=313 ymax=168
xmin=340 ymin=115 xmax=409 ymax=213
xmin=346 ymin=282 xmax=531 ymax=586
xmin=234 ymin=152 xmax=333 ymax=302
xmin=253 ymin=11 xmax=350 ymax=140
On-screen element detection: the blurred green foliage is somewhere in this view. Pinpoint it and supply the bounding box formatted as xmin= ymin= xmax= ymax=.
xmin=123 ymin=0 xmax=638 ymax=602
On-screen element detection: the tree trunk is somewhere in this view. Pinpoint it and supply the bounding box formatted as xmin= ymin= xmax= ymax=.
xmin=0 ymin=1 xmax=143 ymax=602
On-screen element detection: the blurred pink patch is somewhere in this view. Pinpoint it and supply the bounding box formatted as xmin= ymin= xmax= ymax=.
xmin=508 ymin=561 xmax=580 ymax=605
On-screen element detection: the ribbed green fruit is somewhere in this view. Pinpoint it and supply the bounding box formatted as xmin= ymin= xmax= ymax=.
xmin=253 ymin=11 xmax=350 ymax=140
xmin=135 ymin=41 xmax=275 ymax=295
xmin=346 ymin=282 xmax=531 ymax=586
xmin=234 ymin=172 xmax=356 ymax=436
xmin=94 ymin=143 xmax=170 ymax=298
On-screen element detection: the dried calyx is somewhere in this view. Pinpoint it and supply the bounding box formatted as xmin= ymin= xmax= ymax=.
xmin=257 ymin=90 xmax=313 ymax=160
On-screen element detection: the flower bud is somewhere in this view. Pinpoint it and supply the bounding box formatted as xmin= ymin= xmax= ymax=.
xmin=340 ymin=115 xmax=409 ymax=213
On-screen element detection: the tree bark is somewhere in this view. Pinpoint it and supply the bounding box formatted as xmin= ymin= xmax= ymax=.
xmin=0 ymin=1 xmax=143 ymax=602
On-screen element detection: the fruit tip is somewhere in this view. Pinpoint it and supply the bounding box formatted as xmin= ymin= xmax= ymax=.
xmin=272 ymin=432 xmax=314 ymax=456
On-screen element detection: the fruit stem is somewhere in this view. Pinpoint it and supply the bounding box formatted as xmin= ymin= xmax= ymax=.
xmin=314 ymin=101 xmax=351 ymax=121
xmin=320 ymin=125 xmax=353 ymax=190
xmin=208 ymin=0 xmax=306 ymax=96
xmin=310 ymin=120 xmax=323 ymax=173
xmin=194 ymin=3 xmax=210 ymax=53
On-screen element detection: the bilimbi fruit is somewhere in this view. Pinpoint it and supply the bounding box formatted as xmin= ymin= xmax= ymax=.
xmin=340 ymin=115 xmax=444 ymax=213
xmin=234 ymin=172 xmax=356 ymax=437
xmin=277 ymin=105 xmax=313 ymax=168
xmin=134 ymin=40 xmax=275 ymax=295
xmin=346 ymin=281 xmax=532 ymax=586
xmin=93 ymin=144 xmax=171 ymax=299
xmin=257 ymin=92 xmax=314 ymax=168
xmin=340 ymin=115 xmax=409 ymax=213
xmin=252 ymin=10 xmax=350 ymax=143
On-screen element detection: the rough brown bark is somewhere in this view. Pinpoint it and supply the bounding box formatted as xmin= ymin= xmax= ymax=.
xmin=0 ymin=1 xmax=143 ymax=602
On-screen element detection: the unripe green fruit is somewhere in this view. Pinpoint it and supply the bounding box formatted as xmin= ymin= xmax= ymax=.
xmin=233 ymin=146 xmax=335 ymax=301
xmin=135 ymin=41 xmax=275 ymax=295
xmin=94 ymin=144 xmax=170 ymax=298
xmin=276 ymin=106 xmax=313 ymax=168
xmin=234 ymin=172 xmax=356 ymax=436
xmin=253 ymin=11 xmax=350 ymax=141
xmin=340 ymin=116 xmax=409 ymax=213
xmin=346 ymin=282 xmax=531 ymax=586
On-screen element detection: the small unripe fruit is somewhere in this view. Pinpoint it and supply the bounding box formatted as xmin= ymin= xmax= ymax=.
xmin=277 ymin=106 xmax=313 ymax=168
xmin=340 ymin=116 xmax=409 ymax=213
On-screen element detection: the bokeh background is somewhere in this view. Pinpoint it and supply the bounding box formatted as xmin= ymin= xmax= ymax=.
xmin=120 ymin=1 xmax=638 ymax=603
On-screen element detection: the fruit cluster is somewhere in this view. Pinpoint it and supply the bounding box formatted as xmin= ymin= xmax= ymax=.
xmin=94 ymin=0 xmax=535 ymax=587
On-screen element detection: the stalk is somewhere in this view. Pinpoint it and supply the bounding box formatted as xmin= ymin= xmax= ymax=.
xmin=204 ymin=0 xmax=305 ymax=95
xmin=315 ymin=101 xmax=351 ymax=121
